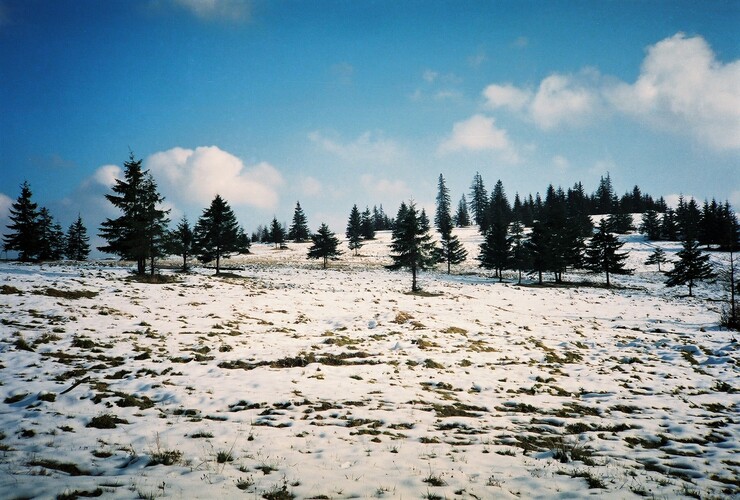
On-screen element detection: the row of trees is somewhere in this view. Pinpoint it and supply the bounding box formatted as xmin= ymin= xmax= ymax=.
xmin=2 ymin=181 xmax=91 ymax=262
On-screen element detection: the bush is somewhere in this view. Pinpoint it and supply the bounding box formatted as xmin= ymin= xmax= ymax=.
xmin=720 ymin=303 xmax=740 ymax=331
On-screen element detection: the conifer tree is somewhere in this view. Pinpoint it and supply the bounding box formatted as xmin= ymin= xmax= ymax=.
xmin=435 ymin=174 xmax=467 ymax=273
xmin=526 ymin=220 xmax=549 ymax=285
xmin=167 ymin=216 xmax=194 ymax=271
xmin=661 ymin=208 xmax=679 ymax=240
xmin=594 ymin=173 xmax=616 ymax=214
xmin=193 ymin=194 xmax=249 ymax=274
xmin=388 ymin=201 xmax=438 ymax=292
xmin=584 ymin=219 xmax=632 ymax=287
xmin=36 ymin=207 xmax=65 ymax=261
xmin=65 ymin=214 xmax=91 ymax=261
xmin=645 ymin=246 xmax=667 ymax=272
xmin=509 ymin=220 xmax=529 ymax=284
xmin=606 ymin=200 xmax=634 ymax=234
xmin=269 ymin=217 xmax=286 ymax=249
xmin=478 ymin=221 xmax=510 ymax=282
xmin=288 ymin=201 xmax=310 ymax=243
xmin=3 ymin=181 xmax=40 ymax=262
xmin=99 ymin=153 xmax=169 ymax=275
xmin=361 ymin=207 xmax=376 ymax=240
xmin=307 ymin=223 xmax=342 ymax=269
xmin=454 ymin=195 xmax=471 ymax=227
xmin=640 ymin=210 xmax=662 ymax=240
xmin=346 ymin=204 xmax=363 ymax=255
xmin=469 ymin=172 xmax=488 ymax=231
xmin=666 ymin=238 xmax=715 ymax=296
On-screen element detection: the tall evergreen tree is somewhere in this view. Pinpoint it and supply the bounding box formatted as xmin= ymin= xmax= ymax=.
xmin=645 ymin=246 xmax=668 ymax=272
xmin=346 ymin=204 xmax=363 ymax=255
xmin=525 ymin=220 xmax=549 ymax=285
xmin=36 ymin=207 xmax=65 ymax=261
xmin=167 ymin=216 xmax=194 ymax=271
xmin=487 ymin=180 xmax=511 ymax=233
xmin=584 ymin=219 xmax=632 ymax=287
xmin=307 ymin=223 xmax=342 ymax=269
xmin=606 ymin=200 xmax=634 ymax=234
xmin=640 ymin=210 xmax=662 ymax=240
xmin=3 ymin=181 xmax=40 ymax=262
xmin=666 ymin=238 xmax=715 ymax=297
xmin=269 ymin=217 xmax=286 ymax=249
xmin=64 ymin=214 xmax=91 ymax=261
xmin=469 ymin=172 xmax=488 ymax=231
xmin=509 ymin=220 xmax=529 ymax=285
xmin=361 ymin=206 xmax=376 ymax=240
xmin=99 ymin=153 xmax=169 ymax=275
xmin=388 ymin=201 xmax=438 ymax=292
xmin=435 ymin=175 xmax=467 ymax=273
xmin=454 ymin=195 xmax=471 ymax=227
xmin=594 ymin=173 xmax=616 ymax=214
xmin=661 ymin=208 xmax=679 ymax=240
xmin=478 ymin=221 xmax=510 ymax=282
xmin=193 ymin=194 xmax=249 ymax=274
xmin=288 ymin=201 xmax=310 ymax=243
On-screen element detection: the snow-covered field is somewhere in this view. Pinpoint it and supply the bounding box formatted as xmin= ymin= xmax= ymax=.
xmin=0 ymin=228 xmax=737 ymax=499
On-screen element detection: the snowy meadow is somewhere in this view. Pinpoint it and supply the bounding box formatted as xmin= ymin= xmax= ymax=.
xmin=0 ymin=229 xmax=737 ymax=499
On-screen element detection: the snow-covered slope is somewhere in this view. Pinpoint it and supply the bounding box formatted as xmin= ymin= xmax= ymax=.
xmin=0 ymin=230 xmax=737 ymax=499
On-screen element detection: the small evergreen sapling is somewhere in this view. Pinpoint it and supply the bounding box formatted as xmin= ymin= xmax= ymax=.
xmin=346 ymin=204 xmax=363 ymax=255
xmin=388 ymin=201 xmax=438 ymax=292
xmin=645 ymin=246 xmax=667 ymax=272
xmin=65 ymin=214 xmax=91 ymax=261
xmin=665 ymin=238 xmax=715 ymax=297
xmin=288 ymin=201 xmax=310 ymax=243
xmin=307 ymin=223 xmax=342 ymax=269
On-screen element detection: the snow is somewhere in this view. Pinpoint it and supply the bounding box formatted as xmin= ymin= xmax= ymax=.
xmin=0 ymin=229 xmax=737 ymax=499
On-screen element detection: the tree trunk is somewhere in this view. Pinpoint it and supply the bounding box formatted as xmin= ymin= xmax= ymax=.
xmin=216 ymin=253 xmax=220 ymax=275
xmin=412 ymin=265 xmax=418 ymax=292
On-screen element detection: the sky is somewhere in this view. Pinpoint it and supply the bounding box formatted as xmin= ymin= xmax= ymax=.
xmin=1 ymin=0 xmax=739 ymax=255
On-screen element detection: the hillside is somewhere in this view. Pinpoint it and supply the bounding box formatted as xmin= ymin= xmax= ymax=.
xmin=0 ymin=229 xmax=737 ymax=499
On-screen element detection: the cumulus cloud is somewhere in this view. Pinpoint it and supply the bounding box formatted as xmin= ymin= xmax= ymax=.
xmin=0 ymin=192 xmax=12 ymax=227
xmin=169 ymin=0 xmax=250 ymax=21
xmin=481 ymin=33 xmax=740 ymax=150
xmin=146 ymin=146 xmax=284 ymax=210
xmin=308 ymin=131 xmax=404 ymax=165
xmin=439 ymin=114 xmax=518 ymax=161
xmin=606 ymin=33 xmax=740 ymax=151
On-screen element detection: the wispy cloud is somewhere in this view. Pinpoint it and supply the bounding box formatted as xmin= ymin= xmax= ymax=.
xmin=146 ymin=146 xmax=284 ymax=210
xmin=308 ymin=130 xmax=404 ymax=165
xmin=165 ymin=0 xmax=251 ymax=22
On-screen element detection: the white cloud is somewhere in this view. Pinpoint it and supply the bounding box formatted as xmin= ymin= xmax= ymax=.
xmin=170 ymin=0 xmax=250 ymax=21
xmin=423 ymin=70 xmax=438 ymax=83
xmin=0 ymin=193 xmax=12 ymax=226
xmin=664 ymin=193 xmax=697 ymax=210
xmin=530 ymin=73 xmax=603 ymax=129
xmin=360 ymin=174 xmax=410 ymax=199
xmin=308 ymin=130 xmax=404 ymax=165
xmin=299 ymin=176 xmax=322 ymax=197
xmin=606 ymin=33 xmax=740 ymax=151
xmin=483 ymin=83 xmax=532 ymax=111
xmin=552 ymin=155 xmax=570 ymax=171
xmin=439 ymin=114 xmax=518 ymax=162
xmin=146 ymin=146 xmax=284 ymax=210
xmin=468 ymin=51 xmax=487 ymax=68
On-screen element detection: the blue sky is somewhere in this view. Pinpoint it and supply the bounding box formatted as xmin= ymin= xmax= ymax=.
xmin=1 ymin=0 xmax=738 ymax=252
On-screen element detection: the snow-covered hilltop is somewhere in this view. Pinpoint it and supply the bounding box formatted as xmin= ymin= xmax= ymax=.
xmin=0 ymin=229 xmax=737 ymax=499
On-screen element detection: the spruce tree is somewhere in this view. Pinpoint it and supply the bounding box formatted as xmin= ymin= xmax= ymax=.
xmin=666 ymin=238 xmax=715 ymax=296
xmin=469 ymin=172 xmax=488 ymax=231
xmin=346 ymin=204 xmax=363 ymax=255
xmin=269 ymin=217 xmax=286 ymax=249
xmin=454 ymin=195 xmax=471 ymax=227
xmin=584 ymin=219 xmax=632 ymax=287
xmin=435 ymin=174 xmax=467 ymax=273
xmin=193 ymin=194 xmax=249 ymax=274
xmin=645 ymin=247 xmax=667 ymax=272
xmin=640 ymin=210 xmax=662 ymax=240
xmin=65 ymin=214 xmax=91 ymax=261
xmin=361 ymin=207 xmax=376 ymax=240
xmin=288 ymin=201 xmax=310 ymax=243
xmin=167 ymin=216 xmax=194 ymax=271
xmin=526 ymin=220 xmax=549 ymax=285
xmin=99 ymin=153 xmax=169 ymax=275
xmin=307 ymin=223 xmax=342 ymax=269
xmin=509 ymin=220 xmax=529 ymax=285
xmin=594 ymin=173 xmax=616 ymax=214
xmin=661 ymin=209 xmax=679 ymax=240
xmin=3 ymin=181 xmax=40 ymax=262
xmin=36 ymin=207 xmax=65 ymax=261
xmin=388 ymin=201 xmax=438 ymax=292
xmin=606 ymin=201 xmax=634 ymax=234
xmin=478 ymin=221 xmax=510 ymax=282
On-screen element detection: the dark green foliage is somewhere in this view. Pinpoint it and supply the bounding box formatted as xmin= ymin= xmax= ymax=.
xmin=288 ymin=201 xmax=310 ymax=243
xmin=584 ymin=219 xmax=632 ymax=287
xmin=98 ymin=153 xmax=170 ymax=275
xmin=65 ymin=214 xmax=91 ymax=261
xmin=307 ymin=223 xmax=342 ymax=268
xmin=36 ymin=207 xmax=65 ymax=261
xmin=269 ymin=217 xmax=286 ymax=248
xmin=454 ymin=194 xmax=471 ymax=227
xmin=388 ymin=201 xmax=438 ymax=292
xmin=594 ymin=173 xmax=616 ymax=214
xmin=478 ymin=222 xmax=509 ymax=281
xmin=468 ymin=172 xmax=488 ymax=231
xmin=666 ymin=238 xmax=716 ymax=296
xmin=167 ymin=216 xmax=193 ymax=271
xmin=676 ymin=196 xmax=702 ymax=240
xmin=645 ymin=246 xmax=667 ymax=272
xmin=360 ymin=206 xmax=375 ymax=240
xmin=509 ymin=220 xmax=529 ymax=284
xmin=436 ymin=174 xmax=467 ymax=273
xmin=3 ymin=181 xmax=40 ymax=262
xmin=346 ymin=204 xmax=363 ymax=255
xmin=640 ymin=210 xmax=662 ymax=240
xmin=606 ymin=201 xmax=634 ymax=234
xmin=193 ymin=194 xmax=249 ymax=274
